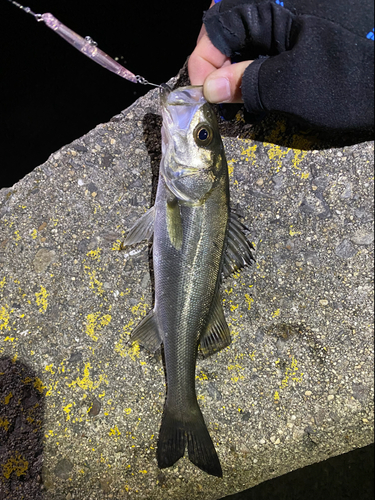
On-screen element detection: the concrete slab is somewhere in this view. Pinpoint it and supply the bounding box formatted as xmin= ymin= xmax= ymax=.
xmin=0 ymin=72 xmax=373 ymax=499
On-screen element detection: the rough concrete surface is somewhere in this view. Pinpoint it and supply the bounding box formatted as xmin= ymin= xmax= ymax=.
xmin=0 ymin=70 xmax=374 ymax=500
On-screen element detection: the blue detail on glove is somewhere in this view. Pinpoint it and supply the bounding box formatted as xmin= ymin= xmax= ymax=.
xmin=275 ymin=0 xmax=284 ymax=6
xmin=366 ymin=28 xmax=374 ymax=40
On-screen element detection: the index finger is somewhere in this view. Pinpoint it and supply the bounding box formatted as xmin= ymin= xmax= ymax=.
xmin=188 ymin=30 xmax=230 ymax=85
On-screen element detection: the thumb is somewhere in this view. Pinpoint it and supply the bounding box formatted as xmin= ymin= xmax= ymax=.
xmin=203 ymin=60 xmax=253 ymax=104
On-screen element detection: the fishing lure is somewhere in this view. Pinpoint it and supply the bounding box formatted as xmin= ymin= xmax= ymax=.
xmin=6 ymin=0 xmax=160 ymax=87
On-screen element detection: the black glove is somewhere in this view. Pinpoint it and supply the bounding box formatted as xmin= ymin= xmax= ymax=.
xmin=204 ymin=0 xmax=374 ymax=131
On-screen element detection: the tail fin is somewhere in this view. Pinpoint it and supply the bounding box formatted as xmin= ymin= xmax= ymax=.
xmin=157 ymin=403 xmax=222 ymax=477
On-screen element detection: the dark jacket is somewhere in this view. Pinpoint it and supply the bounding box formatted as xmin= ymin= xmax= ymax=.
xmin=204 ymin=0 xmax=374 ymax=131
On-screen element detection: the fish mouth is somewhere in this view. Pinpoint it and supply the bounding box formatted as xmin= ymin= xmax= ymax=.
xmin=161 ymin=85 xmax=206 ymax=133
xmin=160 ymin=83 xmax=172 ymax=107
xmin=160 ymin=84 xmax=204 ymax=105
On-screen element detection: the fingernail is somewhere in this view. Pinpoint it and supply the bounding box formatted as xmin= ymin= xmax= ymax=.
xmin=205 ymin=77 xmax=231 ymax=103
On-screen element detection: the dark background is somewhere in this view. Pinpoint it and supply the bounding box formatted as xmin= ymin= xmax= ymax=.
xmin=0 ymin=0 xmax=206 ymax=188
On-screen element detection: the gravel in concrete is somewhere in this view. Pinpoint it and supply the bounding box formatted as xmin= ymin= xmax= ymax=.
xmin=0 ymin=71 xmax=373 ymax=499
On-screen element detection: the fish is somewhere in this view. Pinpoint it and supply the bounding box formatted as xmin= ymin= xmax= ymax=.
xmin=122 ymin=85 xmax=254 ymax=477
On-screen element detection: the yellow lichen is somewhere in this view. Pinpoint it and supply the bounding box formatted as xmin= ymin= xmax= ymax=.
xmin=289 ymin=225 xmax=301 ymax=237
xmin=3 ymin=392 xmax=12 ymax=405
xmin=86 ymin=248 xmax=102 ymax=261
xmin=244 ymin=294 xmax=254 ymax=310
xmin=263 ymin=122 xmax=309 ymax=173
xmin=34 ymin=377 xmax=47 ymax=394
xmin=131 ymin=301 xmax=148 ymax=317
xmin=2 ymin=452 xmax=28 ymax=479
xmin=114 ymin=298 xmax=149 ymax=360
xmin=63 ymin=403 xmax=73 ymax=421
xmin=84 ymin=267 xmax=104 ymax=296
xmin=0 ymin=305 xmax=12 ymax=331
xmin=227 ymin=363 xmax=245 ymax=383
xmin=264 ymin=143 xmax=288 ymax=172
xmin=67 ymin=362 xmax=108 ymax=392
xmin=109 ymin=425 xmax=121 ymax=436
xmin=196 ymin=371 xmax=208 ymax=381
xmin=45 ymin=380 xmax=59 ymax=397
xmin=35 ymin=286 xmax=49 ymax=313
xmin=0 ymin=417 xmax=10 ymax=431
xmin=112 ymin=239 xmax=123 ymax=251
xmin=279 ymin=356 xmax=304 ymax=393
xmin=227 ymin=159 xmax=236 ymax=177
xmin=240 ymin=142 xmax=258 ymax=165
xmin=291 ymin=149 xmax=308 ymax=170
xmin=85 ymin=313 xmax=112 ymax=341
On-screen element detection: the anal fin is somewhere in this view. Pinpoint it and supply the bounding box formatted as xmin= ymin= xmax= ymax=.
xmin=131 ymin=310 xmax=162 ymax=352
xmin=200 ymin=292 xmax=231 ymax=358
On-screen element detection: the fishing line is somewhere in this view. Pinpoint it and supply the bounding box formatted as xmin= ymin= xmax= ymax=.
xmin=6 ymin=0 xmax=161 ymax=87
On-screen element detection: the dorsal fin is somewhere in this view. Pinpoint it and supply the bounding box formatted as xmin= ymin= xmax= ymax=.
xmin=223 ymin=212 xmax=255 ymax=278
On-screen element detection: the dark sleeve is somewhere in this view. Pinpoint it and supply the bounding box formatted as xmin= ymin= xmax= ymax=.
xmin=204 ymin=0 xmax=374 ymax=131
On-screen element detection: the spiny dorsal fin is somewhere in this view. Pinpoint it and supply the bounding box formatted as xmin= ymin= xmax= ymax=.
xmin=200 ymin=292 xmax=231 ymax=358
xmin=222 ymin=212 xmax=255 ymax=278
xmin=131 ymin=310 xmax=162 ymax=352
xmin=122 ymin=206 xmax=155 ymax=247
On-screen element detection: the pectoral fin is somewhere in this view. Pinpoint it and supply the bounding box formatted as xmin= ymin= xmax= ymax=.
xmin=166 ymin=197 xmax=183 ymax=250
xmin=200 ymin=292 xmax=231 ymax=358
xmin=223 ymin=212 xmax=255 ymax=278
xmin=131 ymin=310 xmax=162 ymax=352
xmin=122 ymin=206 xmax=155 ymax=247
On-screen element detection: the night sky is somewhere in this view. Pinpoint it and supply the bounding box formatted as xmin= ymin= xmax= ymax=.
xmin=0 ymin=0 xmax=206 ymax=188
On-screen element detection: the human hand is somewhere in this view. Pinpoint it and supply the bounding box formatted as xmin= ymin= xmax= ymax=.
xmin=188 ymin=2 xmax=252 ymax=104
xmin=188 ymin=0 xmax=374 ymax=131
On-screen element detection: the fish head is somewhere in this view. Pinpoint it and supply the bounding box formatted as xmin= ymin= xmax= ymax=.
xmin=160 ymin=85 xmax=226 ymax=204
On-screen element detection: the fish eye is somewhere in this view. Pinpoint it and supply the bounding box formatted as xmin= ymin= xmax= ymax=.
xmin=194 ymin=125 xmax=213 ymax=146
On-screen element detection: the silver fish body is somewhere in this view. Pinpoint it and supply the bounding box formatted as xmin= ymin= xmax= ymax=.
xmin=123 ymin=86 xmax=254 ymax=477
